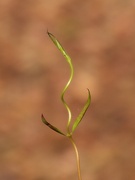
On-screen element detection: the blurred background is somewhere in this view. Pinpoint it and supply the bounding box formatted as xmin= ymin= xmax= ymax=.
xmin=0 ymin=0 xmax=135 ymax=179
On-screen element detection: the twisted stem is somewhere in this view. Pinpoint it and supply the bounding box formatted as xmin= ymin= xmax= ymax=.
xmin=61 ymin=57 xmax=73 ymax=135
xmin=46 ymin=31 xmax=90 ymax=180
xmin=47 ymin=31 xmax=73 ymax=135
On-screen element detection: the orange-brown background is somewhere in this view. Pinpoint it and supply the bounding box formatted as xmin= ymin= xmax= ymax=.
xmin=0 ymin=0 xmax=135 ymax=179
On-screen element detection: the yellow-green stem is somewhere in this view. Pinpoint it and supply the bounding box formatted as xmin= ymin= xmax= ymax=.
xmin=68 ymin=136 xmax=82 ymax=180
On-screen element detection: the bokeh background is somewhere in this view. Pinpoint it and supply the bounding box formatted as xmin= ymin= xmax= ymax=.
xmin=0 ymin=0 xmax=135 ymax=179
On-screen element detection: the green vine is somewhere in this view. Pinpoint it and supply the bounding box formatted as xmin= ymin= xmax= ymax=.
xmin=42 ymin=31 xmax=91 ymax=180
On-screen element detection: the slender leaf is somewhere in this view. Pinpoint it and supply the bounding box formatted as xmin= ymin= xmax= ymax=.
xmin=72 ymin=89 xmax=91 ymax=133
xmin=41 ymin=114 xmax=65 ymax=136
xmin=47 ymin=31 xmax=72 ymax=64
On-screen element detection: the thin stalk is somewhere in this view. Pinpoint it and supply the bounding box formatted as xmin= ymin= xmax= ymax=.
xmin=60 ymin=52 xmax=74 ymax=134
xmin=69 ymin=136 xmax=82 ymax=180
xmin=47 ymin=31 xmax=74 ymax=135
xmin=44 ymin=32 xmax=91 ymax=180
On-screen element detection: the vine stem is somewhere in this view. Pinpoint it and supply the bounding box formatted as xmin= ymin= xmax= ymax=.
xmin=68 ymin=136 xmax=82 ymax=180
xmin=46 ymin=31 xmax=88 ymax=180
xmin=60 ymin=50 xmax=73 ymax=134
xmin=47 ymin=31 xmax=74 ymax=134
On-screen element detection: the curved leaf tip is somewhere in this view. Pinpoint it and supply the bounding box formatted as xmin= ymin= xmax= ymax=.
xmin=72 ymin=89 xmax=91 ymax=133
xmin=41 ymin=114 xmax=65 ymax=136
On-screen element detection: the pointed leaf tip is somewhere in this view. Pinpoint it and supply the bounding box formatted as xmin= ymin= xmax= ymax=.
xmin=72 ymin=89 xmax=91 ymax=133
xmin=41 ymin=114 xmax=65 ymax=136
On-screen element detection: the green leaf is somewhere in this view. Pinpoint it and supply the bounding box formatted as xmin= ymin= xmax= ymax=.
xmin=72 ymin=89 xmax=91 ymax=133
xmin=47 ymin=31 xmax=72 ymax=64
xmin=41 ymin=114 xmax=66 ymax=136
